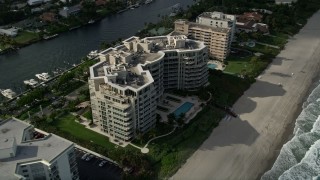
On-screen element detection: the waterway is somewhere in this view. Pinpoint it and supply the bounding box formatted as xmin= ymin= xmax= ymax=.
xmin=0 ymin=0 xmax=194 ymax=94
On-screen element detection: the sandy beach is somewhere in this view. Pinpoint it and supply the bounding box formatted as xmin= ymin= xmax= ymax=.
xmin=172 ymin=11 xmax=320 ymax=180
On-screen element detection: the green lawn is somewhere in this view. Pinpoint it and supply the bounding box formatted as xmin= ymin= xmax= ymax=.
xmin=244 ymin=44 xmax=280 ymax=56
xmin=0 ymin=44 xmax=11 ymax=51
xmin=54 ymin=114 xmax=114 ymax=149
xmin=14 ymin=31 xmax=40 ymax=44
xmin=82 ymin=109 xmax=92 ymax=120
xmin=259 ymin=35 xmax=288 ymax=46
xmin=224 ymin=55 xmax=253 ymax=74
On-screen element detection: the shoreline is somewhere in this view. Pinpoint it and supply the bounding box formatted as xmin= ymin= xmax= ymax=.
xmin=172 ymin=10 xmax=320 ymax=180
xmin=261 ymin=70 xmax=320 ymax=178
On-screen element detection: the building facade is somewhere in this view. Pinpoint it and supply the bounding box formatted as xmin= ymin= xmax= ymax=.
xmin=89 ymin=35 xmax=208 ymax=143
xmin=196 ymin=12 xmax=236 ymax=42
xmin=0 ymin=118 xmax=79 ymax=180
xmin=174 ymin=19 xmax=231 ymax=60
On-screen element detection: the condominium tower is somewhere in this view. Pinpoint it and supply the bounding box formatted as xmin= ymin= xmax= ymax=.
xmin=89 ymin=35 xmax=208 ymax=143
xmin=0 ymin=118 xmax=79 ymax=180
xmin=174 ymin=12 xmax=236 ymax=60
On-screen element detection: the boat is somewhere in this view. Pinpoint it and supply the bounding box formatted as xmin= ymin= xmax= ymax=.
xmin=35 ymin=72 xmax=51 ymax=81
xmin=43 ymin=34 xmax=58 ymax=40
xmin=87 ymin=50 xmax=98 ymax=59
xmin=69 ymin=26 xmax=81 ymax=31
xmin=0 ymin=89 xmax=16 ymax=99
xmin=88 ymin=19 xmax=95 ymax=24
xmin=23 ymin=79 xmax=38 ymax=87
xmin=145 ymin=0 xmax=153 ymax=4
xmin=169 ymin=12 xmax=177 ymax=17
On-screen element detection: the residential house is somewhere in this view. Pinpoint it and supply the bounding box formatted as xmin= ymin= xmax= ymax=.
xmin=236 ymin=12 xmax=269 ymax=34
xmin=40 ymin=12 xmax=57 ymax=22
xmin=59 ymin=5 xmax=81 ymax=18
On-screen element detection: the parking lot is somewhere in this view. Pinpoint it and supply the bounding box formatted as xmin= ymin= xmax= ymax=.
xmin=75 ymin=148 xmax=122 ymax=180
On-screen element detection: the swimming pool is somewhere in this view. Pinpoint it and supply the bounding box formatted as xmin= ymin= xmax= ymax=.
xmin=174 ymin=102 xmax=194 ymax=118
xmin=207 ymin=64 xmax=217 ymax=69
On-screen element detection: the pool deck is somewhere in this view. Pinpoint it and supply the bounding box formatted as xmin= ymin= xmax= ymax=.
xmin=156 ymin=93 xmax=204 ymax=123
xmin=208 ymin=60 xmax=225 ymax=70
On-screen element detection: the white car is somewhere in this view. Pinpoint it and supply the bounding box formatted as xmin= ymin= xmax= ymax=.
xmin=99 ymin=160 xmax=107 ymax=167
xmin=85 ymin=154 xmax=94 ymax=161
xmin=81 ymin=153 xmax=90 ymax=160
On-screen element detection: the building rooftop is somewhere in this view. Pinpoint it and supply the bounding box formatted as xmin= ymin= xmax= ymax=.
xmin=0 ymin=119 xmax=74 ymax=180
xmin=175 ymin=19 xmax=230 ymax=33
xmin=90 ymin=35 xmax=205 ymax=90
xmin=198 ymin=11 xmax=235 ymax=21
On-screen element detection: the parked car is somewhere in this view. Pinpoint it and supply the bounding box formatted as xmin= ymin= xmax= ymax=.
xmin=99 ymin=160 xmax=107 ymax=167
xmin=81 ymin=153 xmax=90 ymax=160
xmin=85 ymin=154 xmax=94 ymax=161
xmin=123 ymin=166 xmax=134 ymax=174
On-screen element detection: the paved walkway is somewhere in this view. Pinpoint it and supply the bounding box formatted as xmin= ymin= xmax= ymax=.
xmin=256 ymin=41 xmax=280 ymax=49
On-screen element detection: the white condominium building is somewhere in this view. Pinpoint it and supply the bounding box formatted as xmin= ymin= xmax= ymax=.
xmin=0 ymin=118 xmax=79 ymax=180
xmin=89 ymin=35 xmax=208 ymax=143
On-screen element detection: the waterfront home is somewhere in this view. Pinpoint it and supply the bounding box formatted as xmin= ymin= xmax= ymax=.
xmin=236 ymin=12 xmax=269 ymax=34
xmin=59 ymin=5 xmax=81 ymax=18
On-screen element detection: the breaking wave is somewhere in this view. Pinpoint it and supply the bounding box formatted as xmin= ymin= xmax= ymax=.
xmin=262 ymin=82 xmax=320 ymax=180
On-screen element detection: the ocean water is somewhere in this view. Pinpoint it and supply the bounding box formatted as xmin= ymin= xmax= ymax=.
xmin=262 ymin=81 xmax=320 ymax=180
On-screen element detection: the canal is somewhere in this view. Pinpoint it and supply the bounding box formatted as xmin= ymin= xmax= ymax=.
xmin=0 ymin=0 xmax=194 ymax=93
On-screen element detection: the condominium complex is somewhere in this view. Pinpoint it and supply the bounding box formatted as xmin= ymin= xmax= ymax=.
xmin=89 ymin=35 xmax=208 ymax=143
xmin=0 ymin=118 xmax=79 ymax=180
xmin=174 ymin=12 xmax=236 ymax=60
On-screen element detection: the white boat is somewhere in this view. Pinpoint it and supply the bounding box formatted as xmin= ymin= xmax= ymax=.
xmin=88 ymin=19 xmax=95 ymax=24
xmin=87 ymin=50 xmax=98 ymax=58
xmin=35 ymin=72 xmax=51 ymax=81
xmin=23 ymin=79 xmax=39 ymax=87
xmin=0 ymin=89 xmax=16 ymax=99
xmin=145 ymin=0 xmax=153 ymax=4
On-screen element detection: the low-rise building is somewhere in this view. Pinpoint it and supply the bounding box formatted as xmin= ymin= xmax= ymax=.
xmin=89 ymin=35 xmax=208 ymax=143
xmin=174 ymin=19 xmax=231 ymax=60
xmin=0 ymin=27 xmax=18 ymax=37
xmin=236 ymin=12 xmax=269 ymax=34
xmin=59 ymin=5 xmax=81 ymax=18
xmin=0 ymin=118 xmax=79 ymax=180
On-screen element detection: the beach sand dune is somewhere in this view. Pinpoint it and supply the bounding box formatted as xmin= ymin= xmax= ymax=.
xmin=172 ymin=11 xmax=320 ymax=180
